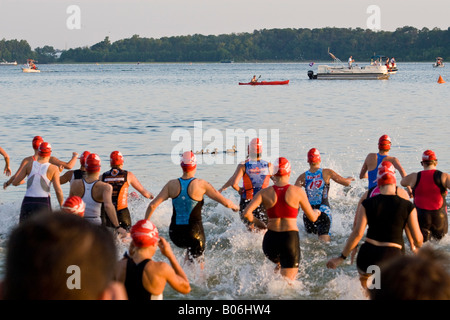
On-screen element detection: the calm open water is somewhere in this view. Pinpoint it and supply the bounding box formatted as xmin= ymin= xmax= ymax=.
xmin=0 ymin=62 xmax=449 ymax=300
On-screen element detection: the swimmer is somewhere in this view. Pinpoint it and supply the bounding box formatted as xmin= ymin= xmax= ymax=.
xmin=242 ymin=157 xmax=321 ymax=281
xmin=401 ymin=150 xmax=450 ymax=242
xmin=327 ymin=161 xmax=423 ymax=290
xmin=3 ymin=135 xmax=78 ymax=189
xmin=295 ymin=148 xmax=354 ymax=242
xmin=115 ymin=219 xmax=191 ymax=300
xmin=69 ymin=153 xmax=127 ymax=238
xmin=59 ymin=151 xmax=90 ymax=185
xmin=219 ymin=138 xmax=272 ymax=231
xmin=145 ymin=151 xmax=238 ymax=267
xmin=11 ymin=142 xmax=64 ymax=223
xmin=359 ymin=134 xmax=410 ymax=195
xmin=0 ymin=146 xmax=11 ymax=176
xmin=101 ymin=151 xmax=153 ymax=231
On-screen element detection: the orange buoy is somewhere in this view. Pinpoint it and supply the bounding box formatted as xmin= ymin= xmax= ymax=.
xmin=438 ymin=75 xmax=445 ymax=84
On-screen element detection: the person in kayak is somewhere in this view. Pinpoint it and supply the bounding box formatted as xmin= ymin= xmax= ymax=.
xmin=401 ymin=150 xmax=449 ymax=242
xmin=251 ymin=75 xmax=258 ymax=83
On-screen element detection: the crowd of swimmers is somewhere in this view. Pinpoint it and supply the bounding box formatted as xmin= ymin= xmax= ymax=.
xmin=0 ymin=134 xmax=450 ymax=300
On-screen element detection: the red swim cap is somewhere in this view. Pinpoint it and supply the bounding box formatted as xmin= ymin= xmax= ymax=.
xmin=377 ymin=160 xmax=396 ymax=186
xmin=62 ymin=196 xmax=85 ymax=217
xmin=32 ymin=136 xmax=44 ymax=150
xmin=422 ymin=150 xmax=437 ymax=161
xmin=38 ymin=142 xmax=52 ymax=157
xmin=180 ymin=151 xmax=197 ymax=172
xmin=307 ymin=148 xmax=321 ymax=163
xmin=378 ymin=135 xmax=391 ymax=151
xmin=274 ymin=157 xmax=291 ymax=176
xmin=248 ymin=138 xmax=262 ymax=156
xmin=85 ymin=153 xmax=101 ymax=172
xmin=131 ymin=219 xmax=159 ymax=248
xmin=110 ymin=150 xmax=124 ymax=166
xmin=78 ymin=151 xmax=90 ymax=167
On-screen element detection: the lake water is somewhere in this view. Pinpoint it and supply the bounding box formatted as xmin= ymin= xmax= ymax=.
xmin=0 ymin=61 xmax=449 ymax=300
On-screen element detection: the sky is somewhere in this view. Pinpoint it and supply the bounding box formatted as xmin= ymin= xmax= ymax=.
xmin=0 ymin=0 xmax=449 ymax=50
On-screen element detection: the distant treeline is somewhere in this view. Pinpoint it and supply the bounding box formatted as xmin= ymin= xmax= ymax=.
xmin=1 ymin=26 xmax=449 ymax=64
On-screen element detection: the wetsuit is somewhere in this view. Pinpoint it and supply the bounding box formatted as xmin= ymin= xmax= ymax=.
xmin=262 ymin=185 xmax=300 ymax=268
xmin=20 ymin=161 xmax=52 ymax=222
xmin=123 ymin=254 xmax=163 ymax=301
xmin=81 ymin=179 xmax=102 ymax=225
xmin=367 ymin=153 xmax=387 ymax=189
xmin=356 ymin=194 xmax=414 ymax=275
xmin=70 ymin=169 xmax=86 ymax=182
xmin=101 ymin=168 xmax=131 ymax=230
xmin=240 ymin=159 xmax=271 ymax=226
xmin=303 ymin=168 xmax=332 ymax=236
xmin=412 ymin=170 xmax=448 ymax=241
xmin=170 ymin=178 xmax=205 ymax=260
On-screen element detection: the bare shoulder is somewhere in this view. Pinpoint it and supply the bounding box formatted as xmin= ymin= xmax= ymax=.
xmin=287 ymin=184 xmax=303 ymax=195
xmin=397 ymin=187 xmax=410 ymax=199
xmin=146 ymin=260 xmax=171 ymax=276
xmin=366 ymin=152 xmax=378 ymax=160
xmin=98 ymin=180 xmax=112 ymax=191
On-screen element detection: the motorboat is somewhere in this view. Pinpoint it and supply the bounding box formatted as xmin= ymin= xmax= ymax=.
xmin=433 ymin=57 xmax=444 ymax=68
xmin=22 ymin=67 xmax=41 ymax=73
xmin=22 ymin=59 xmax=40 ymax=73
xmin=308 ymin=51 xmax=390 ymax=80
xmin=0 ymin=59 xmax=17 ymax=66
xmin=371 ymin=55 xmax=398 ymax=74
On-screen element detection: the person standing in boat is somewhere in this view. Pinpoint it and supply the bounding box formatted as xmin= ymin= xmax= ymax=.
xmin=359 ymin=134 xmax=410 ymax=195
xmin=295 ymin=148 xmax=354 ymax=242
xmin=348 ymin=56 xmax=354 ymax=68
xmin=401 ymin=150 xmax=449 ymax=242
xmin=219 ymin=138 xmax=272 ymax=231
xmin=145 ymin=151 xmax=238 ymax=267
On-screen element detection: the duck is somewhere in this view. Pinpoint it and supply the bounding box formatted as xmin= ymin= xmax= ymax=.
xmin=226 ymin=145 xmax=237 ymax=153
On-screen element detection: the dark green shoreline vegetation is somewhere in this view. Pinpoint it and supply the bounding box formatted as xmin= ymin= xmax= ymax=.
xmin=1 ymin=26 xmax=449 ymax=64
